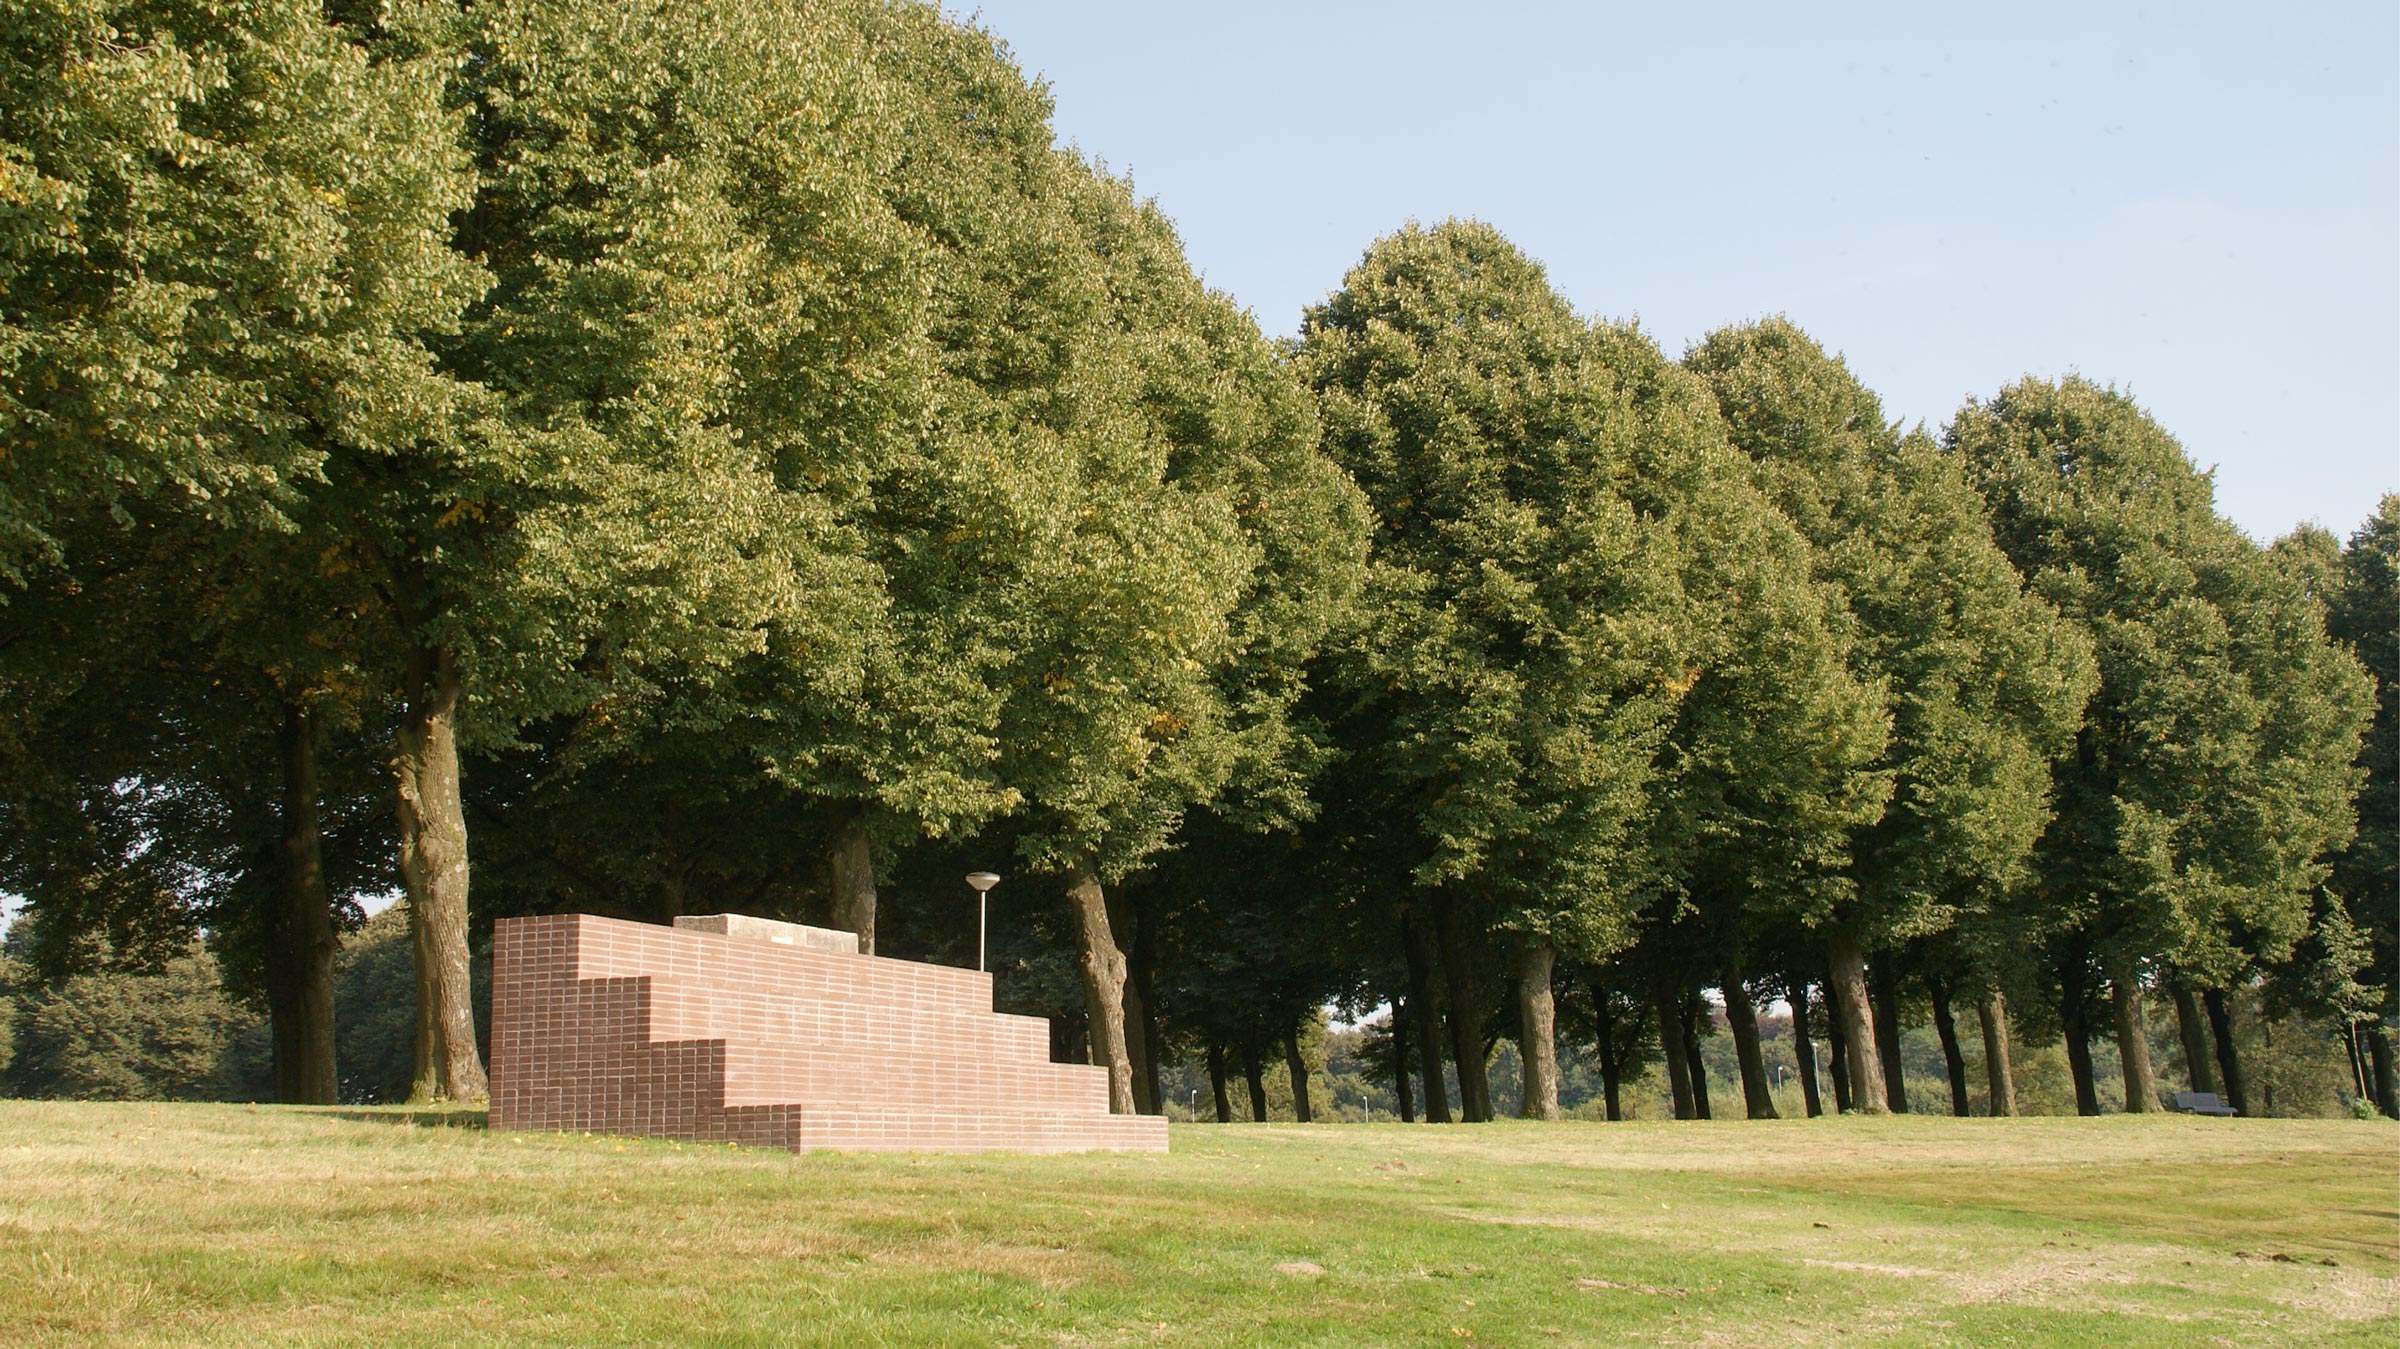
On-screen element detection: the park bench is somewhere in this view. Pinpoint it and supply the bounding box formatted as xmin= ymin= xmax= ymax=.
xmin=2169 ymin=1091 xmax=2238 ymax=1116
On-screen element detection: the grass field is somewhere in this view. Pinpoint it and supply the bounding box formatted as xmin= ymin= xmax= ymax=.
xmin=0 ymin=1103 xmax=2391 ymax=1346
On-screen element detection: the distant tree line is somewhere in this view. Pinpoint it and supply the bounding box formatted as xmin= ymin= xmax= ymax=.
xmin=1 ymin=0 xmax=2388 ymax=1121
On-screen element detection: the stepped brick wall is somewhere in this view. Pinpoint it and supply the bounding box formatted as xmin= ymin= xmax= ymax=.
xmin=488 ymin=913 xmax=1166 ymax=1154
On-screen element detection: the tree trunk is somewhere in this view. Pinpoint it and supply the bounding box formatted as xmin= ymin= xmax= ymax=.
xmin=1515 ymin=942 xmax=1561 ymax=1121
xmin=1722 ymin=966 xmax=1778 ymax=1119
xmin=1789 ymin=975 xmax=1825 ymax=1118
xmin=1592 ymin=978 xmax=1623 ymax=1122
xmin=2367 ymin=1024 xmax=2399 ymax=1121
xmin=1121 ymin=974 xmax=1157 ymax=1116
xmin=1392 ymin=1000 xmax=1416 ymax=1122
xmin=2110 ymin=957 xmax=2159 ymax=1113
xmin=1115 ymin=891 xmax=1160 ymax=1116
xmin=1242 ymin=1041 xmax=1268 ymax=1122
xmin=1977 ymin=987 xmax=2017 ymax=1118
xmin=1682 ymin=987 xmax=1712 ymax=1120
xmin=1403 ymin=906 xmax=1452 ymax=1123
xmin=1654 ymin=979 xmax=1695 ymax=1120
xmin=1926 ymin=974 xmax=1970 ymax=1117
xmin=395 ymin=645 xmax=487 ymax=1103
xmin=1063 ymin=862 xmax=1135 ymax=1115
xmin=1434 ymin=898 xmax=1492 ymax=1122
xmin=2058 ymin=950 xmax=2101 ymax=1116
xmin=1128 ymin=892 xmax=1166 ymax=1113
xmin=826 ymin=813 xmax=876 ymax=956
xmin=1870 ymin=959 xmax=1909 ymax=1113
xmin=1135 ymin=957 xmax=1165 ymax=1117
xmin=2171 ymin=982 xmax=2219 ymax=1094
xmin=1284 ymin=1023 xmax=1314 ymax=1124
xmin=1826 ymin=1004 xmax=1854 ymax=1113
xmin=268 ymin=700 xmax=339 ymax=1104
xmin=1822 ymin=930 xmax=1886 ymax=1113
xmin=655 ymin=865 xmax=690 ymax=923
xmin=1049 ymin=1011 xmax=1084 ymax=1064
xmin=2202 ymin=987 xmax=2249 ymax=1116
xmin=1207 ymin=1041 xmax=1233 ymax=1123
xmin=2260 ymin=1013 xmax=2277 ymax=1116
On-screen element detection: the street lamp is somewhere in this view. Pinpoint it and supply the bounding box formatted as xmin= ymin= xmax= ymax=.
xmin=965 ymin=872 xmax=1000 ymax=972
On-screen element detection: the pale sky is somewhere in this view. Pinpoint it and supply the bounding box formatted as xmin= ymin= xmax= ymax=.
xmin=964 ymin=1 xmax=2399 ymax=542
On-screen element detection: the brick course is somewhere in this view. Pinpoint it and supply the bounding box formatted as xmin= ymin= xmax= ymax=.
xmin=488 ymin=913 xmax=1167 ymax=1153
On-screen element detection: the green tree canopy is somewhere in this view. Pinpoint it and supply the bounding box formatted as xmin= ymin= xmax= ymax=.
xmin=1953 ymin=377 xmax=2370 ymax=1111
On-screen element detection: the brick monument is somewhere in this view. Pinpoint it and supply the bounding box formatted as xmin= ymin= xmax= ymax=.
xmin=488 ymin=912 xmax=1166 ymax=1153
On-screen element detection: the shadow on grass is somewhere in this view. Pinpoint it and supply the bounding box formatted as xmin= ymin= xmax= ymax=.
xmin=314 ymin=1106 xmax=489 ymax=1130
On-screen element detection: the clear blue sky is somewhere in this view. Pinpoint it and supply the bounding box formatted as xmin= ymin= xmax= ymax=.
xmin=962 ymin=1 xmax=2398 ymax=542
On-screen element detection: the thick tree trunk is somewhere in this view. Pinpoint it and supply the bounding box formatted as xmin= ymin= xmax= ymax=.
xmin=268 ymin=701 xmax=339 ymax=1105
xmin=2171 ymin=983 xmax=2219 ymax=1094
xmin=1870 ymin=959 xmax=1909 ymax=1113
xmin=1926 ymin=974 xmax=1970 ymax=1117
xmin=1284 ymin=1024 xmax=1313 ymax=1123
xmin=1138 ymin=991 xmax=1165 ymax=1116
xmin=1654 ymin=979 xmax=1695 ymax=1120
xmin=1063 ymin=862 xmax=1136 ymax=1115
xmin=1435 ymin=898 xmax=1492 ymax=1122
xmin=1822 ymin=930 xmax=1886 ymax=1113
xmin=1977 ymin=987 xmax=2017 ymax=1117
xmin=1593 ymin=982 xmax=1623 ymax=1122
xmin=1722 ymin=966 xmax=1778 ymax=1119
xmin=2110 ymin=957 xmax=2159 ymax=1113
xmin=1826 ymin=1005 xmax=1854 ymax=1113
xmin=1515 ymin=942 xmax=1561 ymax=1121
xmin=1207 ymin=1041 xmax=1233 ymax=1123
xmin=1392 ymin=1000 xmax=1416 ymax=1122
xmin=395 ymin=645 xmax=487 ymax=1103
xmin=1242 ymin=1041 xmax=1269 ymax=1122
xmin=2202 ymin=988 xmax=2249 ymax=1116
xmin=826 ymin=814 xmax=876 ymax=956
xmin=2367 ymin=1024 xmax=2399 ymax=1120
xmin=1132 ymin=907 xmax=1165 ymax=1117
xmin=1114 ymin=891 xmax=1159 ymax=1115
xmin=1789 ymin=975 xmax=1825 ymax=1118
xmin=2058 ymin=950 xmax=2101 ymax=1116
xmin=1121 ymin=975 xmax=1157 ymax=1116
xmin=1403 ymin=907 xmax=1452 ymax=1123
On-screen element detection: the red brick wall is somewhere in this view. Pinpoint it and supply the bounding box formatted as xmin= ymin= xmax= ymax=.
xmin=488 ymin=914 xmax=1166 ymax=1153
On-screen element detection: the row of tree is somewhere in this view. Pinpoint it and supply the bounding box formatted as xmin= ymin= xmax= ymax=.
xmin=0 ymin=0 xmax=2388 ymax=1121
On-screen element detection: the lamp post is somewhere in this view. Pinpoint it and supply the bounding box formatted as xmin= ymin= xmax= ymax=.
xmin=965 ymin=872 xmax=1000 ymax=972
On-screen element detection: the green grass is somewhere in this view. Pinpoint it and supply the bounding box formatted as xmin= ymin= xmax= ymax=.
xmin=0 ymin=1103 xmax=2391 ymax=1346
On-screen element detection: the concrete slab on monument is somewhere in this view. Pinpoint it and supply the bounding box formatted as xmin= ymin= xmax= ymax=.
xmin=673 ymin=912 xmax=859 ymax=954
xmin=488 ymin=911 xmax=1166 ymax=1155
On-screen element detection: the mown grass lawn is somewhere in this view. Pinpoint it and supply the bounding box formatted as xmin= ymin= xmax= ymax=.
xmin=0 ymin=1102 xmax=2390 ymax=1346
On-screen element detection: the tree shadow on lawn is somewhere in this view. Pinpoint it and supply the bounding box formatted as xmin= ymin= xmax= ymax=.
xmin=313 ymin=1105 xmax=489 ymax=1130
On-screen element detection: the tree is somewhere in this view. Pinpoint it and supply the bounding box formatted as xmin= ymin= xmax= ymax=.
xmin=2326 ymin=502 xmax=2398 ymax=1116
xmin=1685 ymin=321 xmax=2093 ymax=1115
xmin=1295 ymin=221 xmax=1742 ymax=1121
xmin=1 ymin=928 xmax=270 ymax=1101
xmin=0 ymin=503 xmax=393 ymax=1103
xmin=982 ymin=170 xmax=1366 ymax=1116
xmin=0 ymin=0 xmax=477 ymax=590
xmin=2275 ymin=501 xmax=2398 ymax=1115
xmin=344 ymin=0 xmax=944 ymax=1099
xmin=1953 ymin=378 xmax=2371 ymax=1113
xmin=0 ymin=0 xmax=482 ymax=1097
